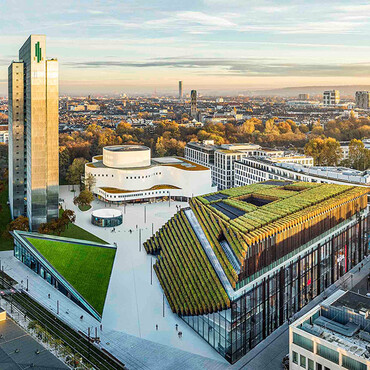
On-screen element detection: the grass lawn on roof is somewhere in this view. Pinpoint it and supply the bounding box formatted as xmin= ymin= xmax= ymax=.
xmin=58 ymin=209 xmax=107 ymax=244
xmin=26 ymin=237 xmax=116 ymax=315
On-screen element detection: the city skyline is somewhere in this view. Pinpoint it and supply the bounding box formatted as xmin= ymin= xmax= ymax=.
xmin=0 ymin=0 xmax=370 ymax=95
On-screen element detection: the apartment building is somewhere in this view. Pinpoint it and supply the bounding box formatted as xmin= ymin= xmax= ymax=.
xmin=323 ymin=90 xmax=340 ymax=106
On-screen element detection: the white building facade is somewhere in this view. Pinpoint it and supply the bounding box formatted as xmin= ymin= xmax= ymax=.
xmin=290 ymin=290 xmax=370 ymax=370
xmin=234 ymin=157 xmax=370 ymax=187
xmin=85 ymin=145 xmax=216 ymax=203
xmin=323 ymin=90 xmax=340 ymax=106
xmin=185 ymin=140 xmax=312 ymax=190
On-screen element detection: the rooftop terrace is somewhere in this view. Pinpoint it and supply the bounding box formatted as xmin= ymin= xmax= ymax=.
xmin=297 ymin=291 xmax=370 ymax=361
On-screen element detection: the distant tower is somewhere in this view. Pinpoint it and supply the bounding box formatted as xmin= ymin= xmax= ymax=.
xmin=179 ymin=81 xmax=183 ymax=100
xmin=191 ymin=90 xmax=197 ymax=118
xmin=8 ymin=35 xmax=59 ymax=230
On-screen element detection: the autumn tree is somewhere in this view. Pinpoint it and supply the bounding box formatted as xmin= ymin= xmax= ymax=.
xmin=38 ymin=209 xmax=76 ymax=235
xmin=3 ymin=216 xmax=29 ymax=239
xmin=73 ymin=190 xmax=94 ymax=209
xmin=239 ymin=119 xmax=255 ymax=135
xmin=344 ymin=139 xmax=370 ymax=170
xmin=304 ymin=137 xmax=342 ymax=166
xmin=66 ymin=158 xmax=87 ymax=190
xmin=84 ymin=173 xmax=96 ymax=191
xmin=61 ymin=209 xmax=76 ymax=225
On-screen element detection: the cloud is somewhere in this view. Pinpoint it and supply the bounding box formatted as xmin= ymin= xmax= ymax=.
xmin=87 ymin=10 xmax=105 ymax=15
xmin=65 ymin=57 xmax=370 ymax=77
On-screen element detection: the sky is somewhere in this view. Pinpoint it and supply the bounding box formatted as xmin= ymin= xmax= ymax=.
xmin=0 ymin=0 xmax=370 ymax=95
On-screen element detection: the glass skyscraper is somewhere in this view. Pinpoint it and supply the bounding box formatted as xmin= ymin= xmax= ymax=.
xmin=8 ymin=35 xmax=59 ymax=230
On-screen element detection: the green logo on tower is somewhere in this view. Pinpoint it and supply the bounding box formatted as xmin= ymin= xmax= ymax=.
xmin=35 ymin=41 xmax=41 ymax=63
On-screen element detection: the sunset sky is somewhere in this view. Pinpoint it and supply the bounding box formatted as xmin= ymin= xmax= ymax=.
xmin=0 ymin=0 xmax=370 ymax=95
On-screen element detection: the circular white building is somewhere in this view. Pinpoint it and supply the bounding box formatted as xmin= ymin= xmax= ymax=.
xmin=85 ymin=145 xmax=216 ymax=204
xmin=103 ymin=145 xmax=151 ymax=168
xmin=91 ymin=209 xmax=123 ymax=227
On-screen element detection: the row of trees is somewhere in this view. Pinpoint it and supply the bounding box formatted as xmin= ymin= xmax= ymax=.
xmin=59 ymin=119 xmax=310 ymax=184
xmin=3 ymin=210 xmax=76 ymax=238
xmin=304 ymin=137 xmax=370 ymax=169
xmin=38 ymin=209 xmax=76 ymax=235
xmin=59 ymin=116 xmax=370 ymax=185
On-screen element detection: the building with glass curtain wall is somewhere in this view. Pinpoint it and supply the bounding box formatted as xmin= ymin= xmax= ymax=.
xmin=144 ymin=181 xmax=369 ymax=363
xmin=91 ymin=209 xmax=123 ymax=227
xmin=8 ymin=35 xmax=59 ymax=230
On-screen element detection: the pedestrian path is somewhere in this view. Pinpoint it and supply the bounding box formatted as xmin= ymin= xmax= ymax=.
xmin=0 ymin=250 xmax=230 ymax=370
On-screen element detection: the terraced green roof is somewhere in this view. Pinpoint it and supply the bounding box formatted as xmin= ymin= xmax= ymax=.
xmin=145 ymin=181 xmax=369 ymax=316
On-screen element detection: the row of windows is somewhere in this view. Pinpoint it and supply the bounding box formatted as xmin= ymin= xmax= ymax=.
xmin=292 ymin=352 xmax=315 ymax=370
xmin=102 ymin=190 xmax=170 ymax=199
xmin=293 ymin=350 xmax=366 ymax=370
xmin=92 ymin=172 xmax=162 ymax=179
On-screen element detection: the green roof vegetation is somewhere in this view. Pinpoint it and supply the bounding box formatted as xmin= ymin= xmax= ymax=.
xmin=144 ymin=211 xmax=230 ymax=315
xmin=145 ymin=181 xmax=369 ymax=316
xmin=26 ymin=236 xmax=116 ymax=315
xmin=58 ymin=209 xmax=107 ymax=244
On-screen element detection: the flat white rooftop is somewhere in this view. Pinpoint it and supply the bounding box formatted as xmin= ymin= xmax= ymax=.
xmin=91 ymin=208 xmax=122 ymax=218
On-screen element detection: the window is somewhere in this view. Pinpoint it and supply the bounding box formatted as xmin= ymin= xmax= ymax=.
xmin=308 ymin=359 xmax=314 ymax=370
xmin=293 ymin=333 xmax=314 ymax=352
xmin=342 ymin=355 xmax=366 ymax=370
xmin=316 ymin=344 xmax=339 ymax=364
xmin=293 ymin=351 xmax=298 ymax=364
xmin=300 ymin=355 xmax=306 ymax=368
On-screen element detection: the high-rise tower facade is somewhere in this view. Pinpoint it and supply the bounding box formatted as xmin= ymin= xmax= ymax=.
xmin=191 ymin=89 xmax=197 ymax=118
xmin=178 ymin=81 xmax=183 ymax=100
xmin=8 ymin=35 xmax=59 ymax=230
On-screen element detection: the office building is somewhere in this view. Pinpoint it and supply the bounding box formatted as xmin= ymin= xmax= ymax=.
xmin=298 ymin=93 xmax=310 ymax=100
xmin=191 ymin=89 xmax=197 ymax=118
xmin=85 ymin=145 xmax=216 ymax=203
xmin=355 ymin=91 xmax=370 ymax=109
xmin=290 ymin=290 xmax=370 ymax=370
xmin=145 ymin=181 xmax=369 ymax=363
xmin=234 ymin=157 xmax=370 ymax=187
xmin=323 ymin=90 xmax=340 ymax=106
xmin=8 ymin=35 xmax=59 ymax=230
xmin=179 ymin=80 xmax=183 ymax=100
xmin=185 ymin=140 xmax=311 ymax=190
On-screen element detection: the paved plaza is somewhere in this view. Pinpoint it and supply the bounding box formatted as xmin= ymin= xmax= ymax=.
xmin=1 ymin=185 xmax=369 ymax=369
xmin=0 ymin=185 xmax=230 ymax=369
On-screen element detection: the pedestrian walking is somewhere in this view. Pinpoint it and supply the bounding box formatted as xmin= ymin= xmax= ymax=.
xmin=156 ymin=324 xmax=158 ymax=331
xmin=175 ymin=324 xmax=178 ymax=331
xmin=48 ymin=293 xmax=50 ymax=299
xmin=80 ymin=315 xmax=83 ymax=320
